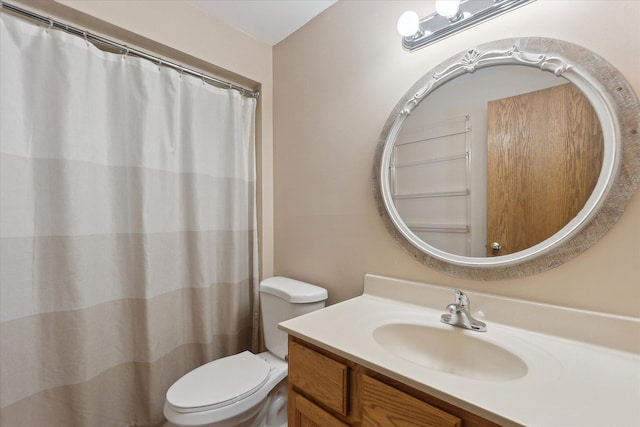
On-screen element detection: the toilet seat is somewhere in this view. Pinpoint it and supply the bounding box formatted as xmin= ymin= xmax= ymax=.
xmin=166 ymin=351 xmax=271 ymax=413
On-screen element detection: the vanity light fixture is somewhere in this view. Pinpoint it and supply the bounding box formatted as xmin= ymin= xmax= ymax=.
xmin=399 ymin=0 xmax=535 ymax=52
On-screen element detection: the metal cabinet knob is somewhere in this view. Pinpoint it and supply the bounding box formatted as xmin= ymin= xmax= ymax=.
xmin=490 ymin=242 xmax=502 ymax=252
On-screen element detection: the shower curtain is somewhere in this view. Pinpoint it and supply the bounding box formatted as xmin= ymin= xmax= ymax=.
xmin=0 ymin=12 xmax=258 ymax=427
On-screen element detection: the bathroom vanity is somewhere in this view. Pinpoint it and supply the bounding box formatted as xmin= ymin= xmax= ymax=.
xmin=288 ymin=337 xmax=497 ymax=426
xmin=279 ymin=275 xmax=640 ymax=426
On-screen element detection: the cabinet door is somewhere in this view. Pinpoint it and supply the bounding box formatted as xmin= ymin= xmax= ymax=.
xmin=361 ymin=375 xmax=461 ymax=427
xmin=290 ymin=390 xmax=350 ymax=427
xmin=289 ymin=339 xmax=349 ymax=415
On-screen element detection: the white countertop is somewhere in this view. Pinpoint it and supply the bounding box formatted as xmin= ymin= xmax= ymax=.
xmin=279 ymin=274 xmax=640 ymax=426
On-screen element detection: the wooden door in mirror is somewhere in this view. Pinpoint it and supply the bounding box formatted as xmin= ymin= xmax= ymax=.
xmin=486 ymin=83 xmax=603 ymax=256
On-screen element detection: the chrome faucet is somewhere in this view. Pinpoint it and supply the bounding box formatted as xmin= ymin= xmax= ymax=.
xmin=440 ymin=289 xmax=487 ymax=332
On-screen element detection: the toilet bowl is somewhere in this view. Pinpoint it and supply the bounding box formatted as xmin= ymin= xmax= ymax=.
xmin=163 ymin=277 xmax=328 ymax=427
xmin=164 ymin=351 xmax=287 ymax=427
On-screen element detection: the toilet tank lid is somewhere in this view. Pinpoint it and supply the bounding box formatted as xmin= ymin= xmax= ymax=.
xmin=260 ymin=277 xmax=328 ymax=303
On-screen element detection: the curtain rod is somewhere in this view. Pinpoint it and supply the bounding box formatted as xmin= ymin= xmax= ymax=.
xmin=0 ymin=1 xmax=260 ymax=99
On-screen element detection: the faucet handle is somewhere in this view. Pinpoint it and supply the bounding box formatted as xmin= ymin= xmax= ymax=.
xmin=453 ymin=289 xmax=469 ymax=307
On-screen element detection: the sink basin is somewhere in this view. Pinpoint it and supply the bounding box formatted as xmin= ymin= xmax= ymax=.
xmin=373 ymin=323 xmax=528 ymax=381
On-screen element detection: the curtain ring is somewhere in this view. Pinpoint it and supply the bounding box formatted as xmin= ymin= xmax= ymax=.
xmin=46 ymin=19 xmax=53 ymax=33
xmin=122 ymin=47 xmax=130 ymax=61
xmin=157 ymin=59 xmax=163 ymax=71
xmin=83 ymin=31 xmax=89 ymax=46
xmin=201 ymin=75 xmax=206 ymax=86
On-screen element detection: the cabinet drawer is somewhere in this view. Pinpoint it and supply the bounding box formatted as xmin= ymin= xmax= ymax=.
xmin=291 ymin=391 xmax=350 ymax=427
xmin=289 ymin=340 xmax=349 ymax=416
xmin=362 ymin=374 xmax=461 ymax=427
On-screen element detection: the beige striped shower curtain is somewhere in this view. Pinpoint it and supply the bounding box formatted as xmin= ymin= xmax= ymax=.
xmin=0 ymin=11 xmax=259 ymax=426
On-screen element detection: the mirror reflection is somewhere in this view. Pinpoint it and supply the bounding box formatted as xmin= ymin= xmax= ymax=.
xmin=392 ymin=65 xmax=603 ymax=257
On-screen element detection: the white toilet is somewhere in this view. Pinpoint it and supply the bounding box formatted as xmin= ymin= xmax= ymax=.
xmin=163 ymin=277 xmax=328 ymax=427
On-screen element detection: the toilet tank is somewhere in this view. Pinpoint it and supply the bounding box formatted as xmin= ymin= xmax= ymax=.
xmin=260 ymin=277 xmax=328 ymax=360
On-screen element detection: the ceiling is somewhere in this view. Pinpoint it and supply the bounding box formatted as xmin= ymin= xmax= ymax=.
xmin=186 ymin=0 xmax=337 ymax=46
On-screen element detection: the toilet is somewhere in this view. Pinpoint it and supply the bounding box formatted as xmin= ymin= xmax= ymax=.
xmin=163 ymin=277 xmax=328 ymax=427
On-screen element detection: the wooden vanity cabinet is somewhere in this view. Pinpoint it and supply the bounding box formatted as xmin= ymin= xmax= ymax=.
xmin=288 ymin=337 xmax=500 ymax=427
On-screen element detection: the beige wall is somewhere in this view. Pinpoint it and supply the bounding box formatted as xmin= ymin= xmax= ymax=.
xmin=11 ymin=0 xmax=276 ymax=279
xmin=273 ymin=0 xmax=640 ymax=317
xmin=6 ymin=0 xmax=639 ymax=317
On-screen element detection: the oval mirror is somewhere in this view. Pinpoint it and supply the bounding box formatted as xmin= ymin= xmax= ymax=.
xmin=374 ymin=38 xmax=640 ymax=280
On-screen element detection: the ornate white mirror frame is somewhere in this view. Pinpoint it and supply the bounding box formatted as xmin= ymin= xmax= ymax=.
xmin=374 ymin=37 xmax=640 ymax=280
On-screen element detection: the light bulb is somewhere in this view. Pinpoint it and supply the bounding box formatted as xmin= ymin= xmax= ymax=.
xmin=397 ymin=10 xmax=420 ymax=37
xmin=435 ymin=0 xmax=461 ymax=18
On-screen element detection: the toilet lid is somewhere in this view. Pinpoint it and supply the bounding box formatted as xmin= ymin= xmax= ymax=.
xmin=166 ymin=351 xmax=271 ymax=413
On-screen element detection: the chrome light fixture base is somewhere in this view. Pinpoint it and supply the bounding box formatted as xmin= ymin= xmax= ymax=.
xmin=402 ymin=0 xmax=535 ymax=52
